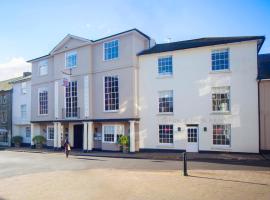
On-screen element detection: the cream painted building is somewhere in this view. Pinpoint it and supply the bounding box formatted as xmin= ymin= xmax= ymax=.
xmin=138 ymin=36 xmax=264 ymax=153
xmin=28 ymin=29 xmax=153 ymax=152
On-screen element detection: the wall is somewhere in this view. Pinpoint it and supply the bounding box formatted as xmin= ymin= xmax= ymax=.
xmin=259 ymin=80 xmax=270 ymax=151
xmin=139 ymin=41 xmax=259 ymax=153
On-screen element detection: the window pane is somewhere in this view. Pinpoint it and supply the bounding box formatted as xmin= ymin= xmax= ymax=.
xmin=104 ymin=40 xmax=119 ymax=60
xmin=211 ymin=49 xmax=229 ymax=71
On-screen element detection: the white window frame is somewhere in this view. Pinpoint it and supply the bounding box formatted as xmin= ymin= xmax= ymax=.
xmin=212 ymin=124 xmax=231 ymax=147
xmin=103 ymin=76 xmax=119 ymax=112
xmin=38 ymin=88 xmax=48 ymax=116
xmin=158 ymin=90 xmax=174 ymax=114
xmin=64 ymin=81 xmax=78 ymax=118
xmin=158 ymin=124 xmax=174 ymax=144
xmin=211 ymin=48 xmax=230 ymax=72
xmin=21 ymin=82 xmax=27 ymax=94
xmin=47 ymin=126 xmax=54 ymax=141
xmin=103 ymin=39 xmax=119 ymax=61
xmin=38 ymin=60 xmax=48 ymax=76
xmin=65 ymin=51 xmax=77 ymax=69
xmin=212 ymin=86 xmax=231 ymax=113
xmin=158 ymin=56 xmax=173 ymax=76
xmin=20 ymin=104 xmax=27 ymax=119
xmin=102 ymin=124 xmax=124 ymax=144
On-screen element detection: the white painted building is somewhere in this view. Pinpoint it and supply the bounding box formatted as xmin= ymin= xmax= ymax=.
xmin=11 ymin=73 xmax=32 ymax=146
xmin=138 ymin=36 xmax=265 ymax=153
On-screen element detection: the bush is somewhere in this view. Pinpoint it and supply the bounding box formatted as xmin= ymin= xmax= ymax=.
xmin=12 ymin=136 xmax=23 ymax=146
xmin=118 ymin=135 xmax=129 ymax=153
xmin=32 ymin=135 xmax=46 ymax=145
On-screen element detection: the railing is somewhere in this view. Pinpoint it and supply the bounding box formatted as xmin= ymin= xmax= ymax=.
xmin=62 ymin=107 xmax=80 ymax=119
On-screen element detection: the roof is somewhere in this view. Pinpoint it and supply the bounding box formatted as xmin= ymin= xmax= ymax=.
xmin=258 ymin=53 xmax=270 ymax=80
xmin=138 ymin=36 xmax=265 ymax=56
xmin=0 ymin=77 xmax=22 ymax=92
xmin=28 ymin=28 xmax=150 ymax=62
xmin=9 ymin=75 xmax=31 ymax=84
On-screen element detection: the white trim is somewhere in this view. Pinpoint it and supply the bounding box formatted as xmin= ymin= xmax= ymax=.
xmin=158 ymin=124 xmax=174 ymax=145
xmin=210 ymin=48 xmax=230 ymax=72
xmin=54 ymin=81 xmax=59 ymax=118
xmin=211 ymin=86 xmax=231 ymax=113
xmin=84 ymin=76 xmax=90 ymax=117
xmin=103 ymin=39 xmax=119 ymax=61
xmin=157 ymin=55 xmax=173 ymax=77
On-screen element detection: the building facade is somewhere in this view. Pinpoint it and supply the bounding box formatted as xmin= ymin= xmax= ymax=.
xmin=258 ymin=53 xmax=270 ymax=153
xmin=28 ymin=29 xmax=152 ymax=151
xmin=0 ymin=79 xmax=15 ymax=146
xmin=138 ymin=36 xmax=264 ymax=153
xmin=11 ymin=73 xmax=32 ymax=146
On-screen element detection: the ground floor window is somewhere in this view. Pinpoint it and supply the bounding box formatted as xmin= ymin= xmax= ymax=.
xmin=25 ymin=127 xmax=31 ymax=138
xmin=213 ymin=124 xmax=231 ymax=145
xmin=159 ymin=124 xmax=173 ymax=144
xmin=0 ymin=131 xmax=8 ymax=143
xmin=47 ymin=126 xmax=54 ymax=140
xmin=103 ymin=125 xmax=124 ymax=143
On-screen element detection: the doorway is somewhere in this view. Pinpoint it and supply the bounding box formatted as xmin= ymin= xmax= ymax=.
xmin=73 ymin=124 xmax=83 ymax=149
xmin=186 ymin=126 xmax=199 ymax=152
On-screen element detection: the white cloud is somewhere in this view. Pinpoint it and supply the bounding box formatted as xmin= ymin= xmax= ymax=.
xmin=0 ymin=57 xmax=31 ymax=81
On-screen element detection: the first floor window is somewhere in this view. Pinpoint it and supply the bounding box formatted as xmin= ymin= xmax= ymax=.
xmin=103 ymin=125 xmax=124 ymax=143
xmin=21 ymin=104 xmax=27 ymax=119
xmin=104 ymin=40 xmax=119 ymax=60
xmin=159 ymin=124 xmax=173 ymax=144
xmin=211 ymin=48 xmax=229 ymax=71
xmin=25 ymin=127 xmax=31 ymax=138
xmin=212 ymin=87 xmax=230 ymax=112
xmin=104 ymin=76 xmax=119 ymax=111
xmin=47 ymin=126 xmax=54 ymax=140
xmin=21 ymin=82 xmax=27 ymax=94
xmin=65 ymin=81 xmax=78 ymax=118
xmin=158 ymin=56 xmax=173 ymax=76
xmin=39 ymin=60 xmax=48 ymax=76
xmin=159 ymin=90 xmax=173 ymax=113
xmin=213 ymin=124 xmax=231 ymax=145
xmin=39 ymin=89 xmax=48 ymax=115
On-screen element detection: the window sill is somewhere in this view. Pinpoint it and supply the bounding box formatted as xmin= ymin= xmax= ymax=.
xmin=65 ymin=65 xmax=77 ymax=69
xmin=156 ymin=74 xmax=173 ymax=79
xmin=157 ymin=112 xmax=174 ymax=116
xmin=209 ymin=70 xmax=231 ymax=74
xmin=104 ymin=110 xmax=119 ymax=113
xmin=211 ymin=145 xmax=231 ymax=151
xmin=211 ymin=111 xmax=231 ymax=115
xmin=103 ymin=57 xmax=119 ymax=62
xmin=156 ymin=143 xmax=174 ymax=148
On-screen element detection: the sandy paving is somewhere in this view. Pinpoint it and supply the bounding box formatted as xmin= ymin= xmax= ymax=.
xmin=0 ymin=168 xmax=269 ymax=200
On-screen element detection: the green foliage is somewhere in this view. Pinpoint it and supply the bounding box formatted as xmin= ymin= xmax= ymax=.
xmin=11 ymin=136 xmax=23 ymax=144
xmin=118 ymin=135 xmax=129 ymax=146
xmin=32 ymin=135 xmax=46 ymax=145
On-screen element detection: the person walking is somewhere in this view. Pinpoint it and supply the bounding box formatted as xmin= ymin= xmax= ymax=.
xmin=64 ymin=135 xmax=71 ymax=158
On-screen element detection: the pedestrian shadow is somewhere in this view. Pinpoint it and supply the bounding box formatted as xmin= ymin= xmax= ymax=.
xmin=189 ymin=175 xmax=269 ymax=186
xmin=74 ymin=157 xmax=107 ymax=162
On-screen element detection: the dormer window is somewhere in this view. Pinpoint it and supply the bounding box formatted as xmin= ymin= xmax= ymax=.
xmin=66 ymin=51 xmax=77 ymax=68
xmin=104 ymin=40 xmax=119 ymax=60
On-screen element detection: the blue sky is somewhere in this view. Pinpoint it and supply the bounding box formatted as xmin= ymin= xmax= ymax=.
xmin=0 ymin=0 xmax=269 ymax=79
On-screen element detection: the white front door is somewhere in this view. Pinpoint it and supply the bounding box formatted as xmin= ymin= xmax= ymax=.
xmin=186 ymin=127 xmax=199 ymax=152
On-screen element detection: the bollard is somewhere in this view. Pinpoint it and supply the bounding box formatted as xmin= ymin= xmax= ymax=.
xmin=182 ymin=152 xmax=188 ymax=176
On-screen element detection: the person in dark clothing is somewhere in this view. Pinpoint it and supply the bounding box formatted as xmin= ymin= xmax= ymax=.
xmin=64 ymin=135 xmax=71 ymax=158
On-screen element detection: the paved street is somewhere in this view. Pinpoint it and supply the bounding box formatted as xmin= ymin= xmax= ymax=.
xmin=0 ymin=151 xmax=270 ymax=200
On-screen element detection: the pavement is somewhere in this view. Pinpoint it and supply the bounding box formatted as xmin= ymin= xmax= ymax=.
xmin=0 ymin=150 xmax=269 ymax=200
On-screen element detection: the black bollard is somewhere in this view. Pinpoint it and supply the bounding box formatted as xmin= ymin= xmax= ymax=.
xmin=182 ymin=152 xmax=188 ymax=176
